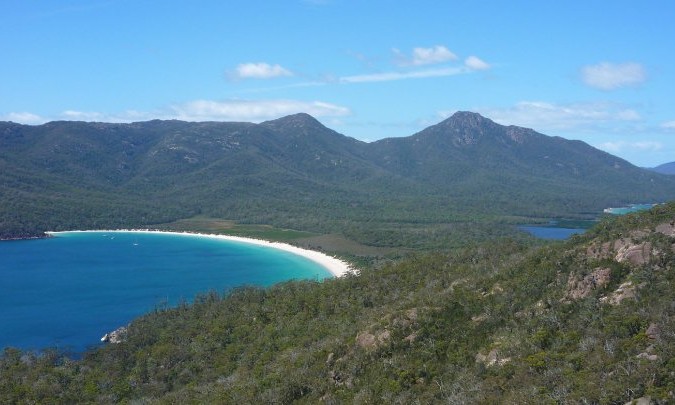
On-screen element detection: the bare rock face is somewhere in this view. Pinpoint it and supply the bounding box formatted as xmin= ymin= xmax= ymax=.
xmin=600 ymin=281 xmax=637 ymax=305
xmin=615 ymin=241 xmax=653 ymax=266
xmin=564 ymin=267 xmax=612 ymax=301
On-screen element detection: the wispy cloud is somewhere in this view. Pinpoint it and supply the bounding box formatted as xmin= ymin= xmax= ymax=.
xmin=661 ymin=120 xmax=675 ymax=130
xmin=581 ymin=62 xmax=647 ymax=90
xmin=340 ymin=66 xmax=468 ymax=83
xmin=169 ymin=99 xmax=349 ymax=121
xmin=3 ymin=99 xmax=350 ymax=125
xmin=599 ymin=140 xmax=662 ymax=153
xmin=1 ymin=111 xmax=45 ymax=124
xmin=464 ymin=55 xmax=490 ymax=71
xmin=472 ymin=101 xmax=642 ymax=131
xmin=231 ymin=62 xmax=294 ymax=79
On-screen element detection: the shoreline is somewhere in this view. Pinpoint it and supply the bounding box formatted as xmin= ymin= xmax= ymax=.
xmin=45 ymin=229 xmax=354 ymax=278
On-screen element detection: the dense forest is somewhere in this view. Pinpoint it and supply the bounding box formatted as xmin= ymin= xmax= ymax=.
xmin=1 ymin=202 xmax=674 ymax=403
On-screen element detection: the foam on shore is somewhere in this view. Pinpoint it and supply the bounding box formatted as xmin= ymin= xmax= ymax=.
xmin=46 ymin=229 xmax=354 ymax=278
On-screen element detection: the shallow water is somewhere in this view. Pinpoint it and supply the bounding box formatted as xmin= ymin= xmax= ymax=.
xmin=0 ymin=231 xmax=331 ymax=352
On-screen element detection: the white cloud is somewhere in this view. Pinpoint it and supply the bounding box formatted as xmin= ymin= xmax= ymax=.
xmin=62 ymin=110 xmax=106 ymax=121
xmin=464 ymin=55 xmax=490 ymax=71
xmin=581 ymin=62 xmax=646 ymax=90
xmin=475 ymin=101 xmax=642 ymax=131
xmin=661 ymin=120 xmax=675 ymax=130
xmin=168 ymin=99 xmax=349 ymax=122
xmin=394 ymin=45 xmax=457 ymax=66
xmin=58 ymin=110 xmax=156 ymax=123
xmin=1 ymin=111 xmax=45 ymax=124
xmin=340 ymin=66 xmax=467 ymax=83
xmin=233 ymin=62 xmax=293 ymax=79
xmin=599 ymin=140 xmax=662 ymax=153
xmin=4 ymin=99 xmax=349 ymax=125
xmin=412 ymin=45 xmax=457 ymax=65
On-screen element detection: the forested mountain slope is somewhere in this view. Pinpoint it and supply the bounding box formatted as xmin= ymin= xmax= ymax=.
xmin=2 ymin=202 xmax=674 ymax=403
xmin=1 ymin=112 xmax=674 ymax=242
xmin=651 ymin=161 xmax=675 ymax=175
xmin=365 ymin=111 xmax=671 ymax=215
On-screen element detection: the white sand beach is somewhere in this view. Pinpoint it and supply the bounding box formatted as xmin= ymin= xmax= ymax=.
xmin=46 ymin=229 xmax=354 ymax=278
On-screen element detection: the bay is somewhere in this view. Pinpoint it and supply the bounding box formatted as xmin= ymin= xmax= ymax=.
xmin=518 ymin=225 xmax=586 ymax=240
xmin=0 ymin=231 xmax=332 ymax=353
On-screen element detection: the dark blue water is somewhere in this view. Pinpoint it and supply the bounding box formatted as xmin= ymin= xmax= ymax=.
xmin=518 ymin=226 xmax=586 ymax=240
xmin=0 ymin=231 xmax=332 ymax=352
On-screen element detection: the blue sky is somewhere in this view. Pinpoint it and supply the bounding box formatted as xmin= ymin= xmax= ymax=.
xmin=2 ymin=0 xmax=674 ymax=166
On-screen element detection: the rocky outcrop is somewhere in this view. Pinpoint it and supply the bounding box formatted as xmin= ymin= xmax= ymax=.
xmin=475 ymin=348 xmax=511 ymax=367
xmin=101 ymin=325 xmax=128 ymax=344
xmin=636 ymin=348 xmax=659 ymax=362
xmin=564 ymin=267 xmax=612 ymax=301
xmin=655 ymin=222 xmax=675 ymax=236
xmin=355 ymin=330 xmax=390 ymax=350
xmin=585 ymin=220 xmax=675 ymax=266
xmin=615 ymin=241 xmax=653 ymax=266
xmin=600 ymin=281 xmax=637 ymax=305
xmin=646 ymin=323 xmax=661 ymax=340
xmin=624 ymin=396 xmax=653 ymax=405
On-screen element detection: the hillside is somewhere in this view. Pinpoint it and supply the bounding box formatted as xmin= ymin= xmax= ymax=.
xmin=651 ymin=162 xmax=675 ymax=175
xmin=2 ymin=112 xmax=674 ymax=246
xmin=2 ymin=202 xmax=674 ymax=403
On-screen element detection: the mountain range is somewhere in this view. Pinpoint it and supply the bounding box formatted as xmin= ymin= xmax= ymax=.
xmin=1 ymin=111 xmax=674 ymax=241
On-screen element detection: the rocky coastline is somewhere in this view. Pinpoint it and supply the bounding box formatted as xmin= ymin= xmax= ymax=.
xmin=101 ymin=326 xmax=128 ymax=344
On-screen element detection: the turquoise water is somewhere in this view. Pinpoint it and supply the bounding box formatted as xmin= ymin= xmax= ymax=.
xmin=604 ymin=203 xmax=657 ymax=215
xmin=0 ymin=231 xmax=332 ymax=353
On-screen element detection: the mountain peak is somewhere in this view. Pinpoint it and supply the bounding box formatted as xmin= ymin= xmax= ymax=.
xmin=411 ymin=111 xmax=542 ymax=147
xmin=441 ymin=111 xmax=498 ymax=128
xmin=262 ymin=113 xmax=323 ymax=129
xmin=260 ymin=113 xmax=339 ymax=140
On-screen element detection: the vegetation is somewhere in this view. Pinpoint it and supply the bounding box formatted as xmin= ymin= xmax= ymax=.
xmin=1 ymin=202 xmax=674 ymax=403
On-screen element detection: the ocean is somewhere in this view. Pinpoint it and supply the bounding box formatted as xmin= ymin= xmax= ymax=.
xmin=0 ymin=231 xmax=332 ymax=353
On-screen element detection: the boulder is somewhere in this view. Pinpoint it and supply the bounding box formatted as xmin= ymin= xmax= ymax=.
xmin=646 ymin=323 xmax=661 ymax=340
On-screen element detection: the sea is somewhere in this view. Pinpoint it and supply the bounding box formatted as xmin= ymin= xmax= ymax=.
xmin=0 ymin=231 xmax=332 ymax=353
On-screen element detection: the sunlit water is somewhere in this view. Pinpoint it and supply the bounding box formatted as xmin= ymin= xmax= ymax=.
xmin=0 ymin=231 xmax=331 ymax=352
